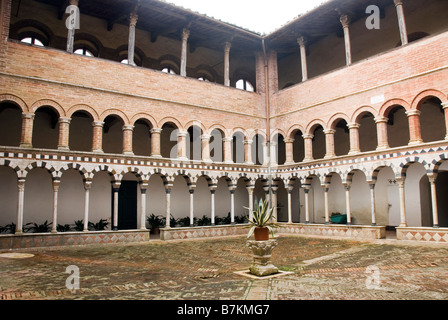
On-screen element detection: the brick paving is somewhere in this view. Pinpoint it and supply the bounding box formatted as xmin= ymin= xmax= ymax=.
xmin=0 ymin=235 xmax=448 ymax=301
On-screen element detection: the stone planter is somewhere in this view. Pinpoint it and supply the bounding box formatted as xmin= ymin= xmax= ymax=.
xmin=246 ymin=239 xmax=279 ymax=277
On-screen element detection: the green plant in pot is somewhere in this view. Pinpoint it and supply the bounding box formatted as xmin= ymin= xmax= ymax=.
xmin=246 ymin=198 xmax=278 ymax=241
xmin=146 ymin=214 xmax=164 ymax=234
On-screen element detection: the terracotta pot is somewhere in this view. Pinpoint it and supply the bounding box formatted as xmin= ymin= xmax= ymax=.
xmin=254 ymin=227 xmax=270 ymax=241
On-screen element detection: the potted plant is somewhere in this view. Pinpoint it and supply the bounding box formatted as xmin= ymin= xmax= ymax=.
xmin=146 ymin=214 xmax=163 ymax=234
xmin=246 ymin=198 xmax=278 ymax=241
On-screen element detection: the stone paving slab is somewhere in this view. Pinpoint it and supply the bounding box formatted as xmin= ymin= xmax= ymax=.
xmin=0 ymin=235 xmax=447 ymax=301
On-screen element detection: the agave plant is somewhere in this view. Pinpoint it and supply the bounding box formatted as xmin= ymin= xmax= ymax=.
xmin=245 ymin=198 xmax=278 ymax=239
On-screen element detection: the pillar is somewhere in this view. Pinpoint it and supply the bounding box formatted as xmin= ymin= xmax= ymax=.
xmin=210 ymin=185 xmax=217 ymax=225
xmin=270 ymin=142 xmax=278 ymax=167
xmin=127 ymin=12 xmax=138 ymax=66
xmin=177 ymin=130 xmax=188 ymax=161
xmin=189 ymin=186 xmax=196 ymax=226
xmin=271 ymin=185 xmax=278 ymax=222
xmin=165 ymin=184 xmax=173 ymax=228
xmin=244 ymin=139 xmax=254 ymax=165
xmin=51 ymin=179 xmax=61 ymax=233
xmin=66 ymin=0 xmax=79 ymax=53
xmin=83 ymin=180 xmax=92 ymax=232
xmin=369 ymin=183 xmax=377 ymax=226
xmin=20 ymin=113 xmax=34 ymax=148
xmin=262 ymin=142 xmax=269 ymax=166
xmin=375 ymin=117 xmax=389 ymax=150
xmin=397 ymin=178 xmax=407 ymax=227
xmin=297 ymin=36 xmax=308 ymax=82
xmin=150 ymin=128 xmax=162 ymax=158
xmin=284 ymin=139 xmax=295 ymax=165
xmin=442 ymin=102 xmax=448 ymax=140
xmin=140 ymin=182 xmax=148 ymax=230
xmin=223 ymin=137 xmax=233 ymax=164
xmin=394 ymin=0 xmax=408 ymax=46
xmin=340 ymin=14 xmax=352 ymax=66
xmin=201 ymin=134 xmax=212 ymax=163
xmin=344 ymin=184 xmax=352 ymax=225
xmin=224 ymin=42 xmax=231 ymax=87
xmin=16 ymin=178 xmax=26 ymax=234
xmin=247 ymin=185 xmax=255 ymax=221
xmin=229 ymin=185 xmax=236 ymax=224
xmin=323 ymin=185 xmax=330 ymax=224
xmin=304 ymin=186 xmax=311 ymax=224
xmin=180 ymin=28 xmax=190 ymax=77
xmin=303 ymin=134 xmax=314 ymax=162
xmin=348 ymin=123 xmax=361 ymax=155
xmin=112 ymin=182 xmax=120 ymax=231
xmin=58 ymin=117 xmax=71 ymax=151
xmin=428 ymin=175 xmax=439 ymax=228
xmin=92 ymin=121 xmax=104 ymax=153
xmin=122 ymin=125 xmax=134 ymax=156
xmin=287 ymin=186 xmax=294 ymax=224
xmin=324 ymin=129 xmax=336 ymax=159
xmin=406 ymin=110 xmax=423 ymax=146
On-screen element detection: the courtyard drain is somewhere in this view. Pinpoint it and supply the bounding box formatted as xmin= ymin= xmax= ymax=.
xmin=0 ymin=253 xmax=35 ymax=259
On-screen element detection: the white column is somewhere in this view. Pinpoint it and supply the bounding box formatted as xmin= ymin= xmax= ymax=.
xmin=189 ymin=187 xmax=195 ymax=226
xmin=323 ymin=185 xmax=330 ymax=224
xmin=345 ymin=185 xmax=352 ymax=225
xmin=340 ymin=14 xmax=352 ymax=66
xmin=51 ymin=179 xmax=60 ymax=233
xmin=140 ymin=183 xmax=148 ymax=230
xmin=210 ymin=187 xmax=216 ymax=225
xmin=428 ymin=175 xmax=439 ymax=228
xmin=397 ymin=179 xmax=407 ymax=227
xmin=230 ymin=186 xmax=236 ymax=224
xmin=165 ymin=186 xmax=172 ymax=228
xmin=304 ymin=186 xmax=311 ymax=224
xmin=369 ymin=183 xmax=377 ymax=226
xmin=112 ymin=182 xmax=120 ymax=231
xmin=272 ymin=185 xmax=278 ymax=222
xmin=224 ymin=42 xmax=231 ymax=87
xmin=16 ymin=178 xmax=26 ymax=234
xmin=127 ymin=12 xmax=138 ymax=66
xmin=287 ymin=187 xmax=293 ymax=224
xmin=297 ymin=36 xmax=308 ymax=82
xmin=247 ymin=185 xmax=255 ymax=221
xmin=394 ymin=0 xmax=408 ymax=46
xmin=83 ymin=180 xmax=92 ymax=232
xmin=180 ymin=28 xmax=190 ymax=77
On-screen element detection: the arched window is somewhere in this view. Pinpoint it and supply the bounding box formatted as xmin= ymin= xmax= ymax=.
xmin=74 ymin=48 xmax=94 ymax=57
xmin=20 ymin=37 xmax=44 ymax=46
xmin=236 ymin=79 xmax=254 ymax=92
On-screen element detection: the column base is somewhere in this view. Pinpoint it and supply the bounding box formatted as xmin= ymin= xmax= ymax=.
xmin=348 ymin=150 xmax=361 ymax=156
xmin=376 ymin=145 xmax=389 ymax=151
xmin=150 ymin=154 xmax=163 ymax=159
xmin=244 ymin=161 xmax=255 ymax=166
xmin=324 ymin=154 xmax=335 ymax=159
xmin=408 ymin=140 xmax=423 ymax=146
xmin=58 ymin=146 xmax=70 ymax=151
xmin=123 ymin=151 xmax=134 ymax=156
xmin=20 ymin=143 xmax=32 ymax=149
xmin=92 ymin=149 xmax=104 ymax=153
xmin=284 ymin=161 xmax=295 ymax=166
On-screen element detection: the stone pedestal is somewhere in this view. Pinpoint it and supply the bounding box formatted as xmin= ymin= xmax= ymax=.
xmin=246 ymin=239 xmax=279 ymax=277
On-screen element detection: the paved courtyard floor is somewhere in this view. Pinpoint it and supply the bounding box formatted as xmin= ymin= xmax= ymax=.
xmin=1 ymin=235 xmax=448 ymax=301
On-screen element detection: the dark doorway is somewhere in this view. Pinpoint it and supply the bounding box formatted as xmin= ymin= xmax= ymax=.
xmin=113 ymin=181 xmax=138 ymax=230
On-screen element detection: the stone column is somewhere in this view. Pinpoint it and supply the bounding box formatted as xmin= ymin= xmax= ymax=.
xmin=340 ymin=14 xmax=352 ymax=66
xmin=92 ymin=121 xmax=104 ymax=153
xmin=122 ymin=125 xmax=134 ymax=156
xmin=284 ymin=139 xmax=295 ymax=165
xmin=201 ymin=134 xmax=212 ymax=163
xmin=66 ymin=0 xmax=79 ymax=53
xmin=20 ymin=113 xmax=34 ymax=148
xmin=229 ymin=185 xmax=236 ymax=224
xmin=271 ymin=185 xmax=278 ymax=222
xmin=83 ymin=180 xmax=92 ymax=232
xmin=304 ymin=186 xmax=311 ymax=224
xmin=297 ymin=36 xmax=308 ymax=82
xmin=375 ymin=117 xmax=389 ymax=150
xmin=224 ymin=42 xmax=231 ymax=87
xmin=323 ymin=185 xmax=330 ymax=224
xmin=397 ymin=179 xmax=407 ymax=227
xmin=428 ymin=175 xmax=439 ymax=228
xmin=189 ymin=186 xmax=195 ymax=226
xmin=247 ymin=185 xmax=255 ymax=221
xmin=177 ymin=130 xmax=188 ymax=161
xmin=324 ymin=129 xmax=336 ymax=159
xmin=51 ymin=179 xmax=61 ymax=233
xmin=270 ymin=142 xmax=278 ymax=167
xmin=165 ymin=183 xmax=173 ymax=228
xmin=150 ymin=128 xmax=162 ymax=158
xmin=140 ymin=182 xmax=148 ymax=230
xmin=210 ymin=185 xmax=217 ymax=225
xmin=348 ymin=123 xmax=361 ymax=155
xmin=303 ymin=134 xmax=314 ymax=162
xmin=127 ymin=12 xmax=138 ymax=66
xmin=394 ymin=0 xmax=408 ymax=46
xmin=112 ymin=182 xmax=121 ymax=231
xmin=180 ymin=28 xmax=190 ymax=77
xmin=442 ymin=102 xmax=448 ymax=140
xmin=223 ymin=137 xmax=233 ymax=164
xmin=344 ymin=184 xmax=352 ymax=225
xmin=262 ymin=142 xmax=269 ymax=166
xmin=287 ymin=186 xmax=293 ymax=224
xmin=16 ymin=178 xmax=26 ymax=234
xmin=244 ymin=139 xmax=254 ymax=165
xmin=406 ymin=110 xmax=423 ymax=146
xmin=369 ymin=183 xmax=377 ymax=226
xmin=58 ymin=117 xmax=71 ymax=151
